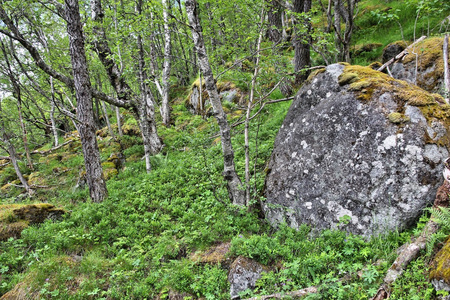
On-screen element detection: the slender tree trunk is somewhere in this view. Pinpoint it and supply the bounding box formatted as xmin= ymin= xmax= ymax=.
xmin=137 ymin=33 xmax=153 ymax=173
xmin=101 ymin=101 xmax=115 ymax=139
xmin=0 ymin=116 xmax=33 ymax=195
xmin=65 ymin=0 xmax=108 ymax=202
xmin=4 ymin=134 xmax=33 ymax=195
xmin=244 ymin=10 xmax=264 ymax=206
xmin=0 ymin=39 xmax=34 ymax=171
xmin=186 ymin=0 xmax=246 ymax=206
xmin=50 ymin=77 xmax=60 ymax=147
xmin=333 ymin=0 xmax=342 ymax=61
xmin=90 ymin=0 xmax=162 ymax=158
xmin=160 ymin=0 xmax=172 ymax=126
xmin=115 ymin=106 xmax=123 ymax=136
xmin=16 ymin=91 xmax=33 ymax=171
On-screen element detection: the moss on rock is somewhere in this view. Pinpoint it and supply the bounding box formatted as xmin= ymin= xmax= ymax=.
xmin=388 ymin=112 xmax=410 ymax=124
xmin=121 ymin=124 xmax=141 ymax=136
xmin=340 ymin=64 xmax=450 ymax=147
xmin=430 ymin=238 xmax=450 ymax=290
xmin=0 ymin=204 xmax=66 ymax=241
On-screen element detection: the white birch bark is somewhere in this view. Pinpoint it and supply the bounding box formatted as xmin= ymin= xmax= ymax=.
xmin=48 ymin=76 xmax=60 ymax=146
xmin=244 ymin=9 xmax=264 ymax=206
xmin=160 ymin=0 xmax=172 ymax=126
xmin=186 ymin=0 xmax=246 ymax=206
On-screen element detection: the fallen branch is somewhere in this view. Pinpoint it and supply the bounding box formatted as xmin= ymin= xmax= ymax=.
xmin=243 ymin=286 xmax=318 ymax=300
xmin=370 ymin=175 xmax=450 ymax=299
xmin=30 ymin=140 xmax=73 ymax=155
xmin=378 ymin=35 xmax=427 ymax=72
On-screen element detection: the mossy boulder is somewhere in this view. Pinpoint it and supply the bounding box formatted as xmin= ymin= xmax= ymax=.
xmin=264 ymin=63 xmax=449 ymax=237
xmin=430 ymin=238 xmax=450 ymax=291
xmin=121 ymin=124 xmax=141 ymax=136
xmin=0 ymin=204 xmax=66 ymax=241
xmin=185 ymin=78 xmax=244 ymax=115
xmin=353 ymin=42 xmax=383 ymax=56
xmin=382 ymin=40 xmax=408 ymax=63
xmin=101 ymin=162 xmax=118 ymax=180
xmin=390 ymin=37 xmax=448 ymax=94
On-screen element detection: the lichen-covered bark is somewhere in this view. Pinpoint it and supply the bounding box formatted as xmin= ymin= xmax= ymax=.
xmin=65 ymin=0 xmax=107 ymax=202
xmin=186 ymin=0 xmax=246 ymax=206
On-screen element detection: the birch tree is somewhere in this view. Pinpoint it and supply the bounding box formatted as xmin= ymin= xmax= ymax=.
xmin=186 ymin=0 xmax=246 ymax=206
xmin=160 ymin=0 xmax=172 ymax=126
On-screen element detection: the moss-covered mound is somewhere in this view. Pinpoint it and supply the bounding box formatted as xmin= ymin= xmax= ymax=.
xmin=185 ymin=78 xmax=244 ymax=114
xmin=0 ymin=203 xmax=66 ymax=241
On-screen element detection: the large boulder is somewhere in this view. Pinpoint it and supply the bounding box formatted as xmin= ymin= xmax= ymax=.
xmin=263 ymin=63 xmax=449 ymax=237
xmin=390 ymin=37 xmax=448 ymax=94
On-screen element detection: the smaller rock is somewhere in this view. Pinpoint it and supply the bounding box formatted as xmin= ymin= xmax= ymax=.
xmin=228 ymin=256 xmax=267 ymax=299
xmin=190 ymin=242 xmax=233 ymax=268
xmin=382 ymin=41 xmax=407 ymax=63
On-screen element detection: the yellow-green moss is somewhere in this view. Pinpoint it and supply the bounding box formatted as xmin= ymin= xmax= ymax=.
xmin=121 ymin=124 xmax=141 ymax=136
xmin=186 ymin=78 xmax=243 ymax=111
xmin=306 ymin=68 xmax=326 ymax=83
xmin=341 ymin=64 xmax=450 ymax=147
xmin=430 ymin=238 xmax=450 ymax=284
xmin=103 ymin=168 xmax=118 ymax=180
xmin=401 ymin=37 xmax=447 ymax=91
xmin=190 ymin=242 xmax=231 ymax=265
xmin=369 ymin=61 xmax=383 ymax=70
xmin=28 ymin=172 xmax=46 ymax=186
xmin=101 ymin=162 xmax=116 ymax=169
xmin=338 ymin=72 xmax=360 ymax=86
xmin=0 ymin=204 xmax=66 ymax=240
xmin=388 ymin=112 xmax=410 ymax=124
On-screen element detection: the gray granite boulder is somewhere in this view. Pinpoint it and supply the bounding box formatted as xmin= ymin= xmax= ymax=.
xmin=263 ymin=63 xmax=449 ymax=237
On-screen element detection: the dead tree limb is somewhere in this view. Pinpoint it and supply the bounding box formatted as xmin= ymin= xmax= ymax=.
xmin=30 ymin=140 xmax=73 ymax=155
xmin=443 ymin=34 xmax=450 ymax=104
xmin=370 ymin=174 xmax=450 ymax=300
xmin=243 ymin=286 xmax=318 ymax=300
xmin=378 ymin=35 xmax=427 ymax=72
